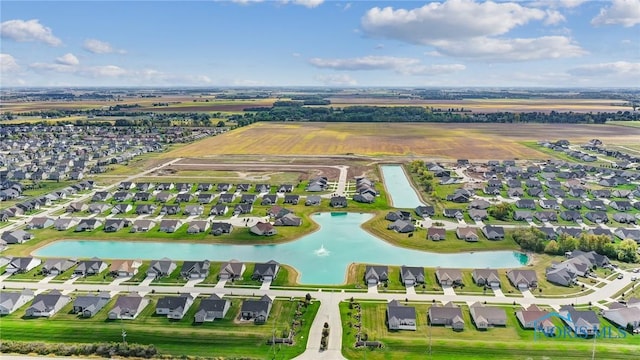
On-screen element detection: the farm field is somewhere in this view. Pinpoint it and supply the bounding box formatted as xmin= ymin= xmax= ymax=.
xmin=162 ymin=122 xmax=640 ymax=159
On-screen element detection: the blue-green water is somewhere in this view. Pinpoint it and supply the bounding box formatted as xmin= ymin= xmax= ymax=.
xmin=34 ymin=212 xmax=528 ymax=284
xmin=380 ymin=165 xmax=424 ymax=208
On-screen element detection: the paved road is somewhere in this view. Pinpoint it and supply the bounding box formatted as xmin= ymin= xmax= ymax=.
xmin=1 ymin=268 xmax=636 ymax=360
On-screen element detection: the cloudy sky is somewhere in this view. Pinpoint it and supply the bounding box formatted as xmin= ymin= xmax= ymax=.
xmin=1 ymin=0 xmax=639 ymax=87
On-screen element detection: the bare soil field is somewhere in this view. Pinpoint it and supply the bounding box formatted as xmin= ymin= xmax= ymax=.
xmin=328 ymin=97 xmax=631 ymax=113
xmin=161 ymin=122 xmax=640 ymax=160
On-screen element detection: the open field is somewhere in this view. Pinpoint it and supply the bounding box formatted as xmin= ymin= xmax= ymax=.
xmin=161 ymin=122 xmax=640 ymax=159
xmin=327 ymin=97 xmax=632 ymax=113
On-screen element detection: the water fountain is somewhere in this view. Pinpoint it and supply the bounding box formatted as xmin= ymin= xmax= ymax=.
xmin=314 ymin=244 xmax=330 ymax=257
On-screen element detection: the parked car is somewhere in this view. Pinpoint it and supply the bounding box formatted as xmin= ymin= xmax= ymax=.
xmin=617 ymin=274 xmax=624 ymax=279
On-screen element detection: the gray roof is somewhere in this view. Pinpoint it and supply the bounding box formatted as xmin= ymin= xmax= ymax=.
xmin=197 ymin=294 xmax=229 ymax=312
xmin=387 ymin=300 xmax=416 ymax=322
xmin=157 ymin=294 xmax=192 ymax=310
xmin=241 ymin=295 xmax=272 ymax=313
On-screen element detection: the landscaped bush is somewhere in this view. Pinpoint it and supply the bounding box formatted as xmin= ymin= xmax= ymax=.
xmin=0 ymin=341 xmax=157 ymax=358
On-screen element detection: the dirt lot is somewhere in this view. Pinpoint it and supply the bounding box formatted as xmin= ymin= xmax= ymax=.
xmin=162 ymin=122 xmax=640 ymax=160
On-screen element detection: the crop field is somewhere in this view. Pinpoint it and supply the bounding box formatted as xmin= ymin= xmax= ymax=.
xmin=162 ymin=122 xmax=640 ymax=160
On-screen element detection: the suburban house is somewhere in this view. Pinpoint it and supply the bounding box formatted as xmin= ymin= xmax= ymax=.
xmin=240 ymin=194 xmax=257 ymax=204
xmin=75 ymin=218 xmax=102 ymax=232
xmin=400 ymin=266 xmax=425 ymax=286
xmin=305 ymin=195 xmax=322 ymax=206
xmin=72 ymin=292 xmax=111 ymax=318
xmin=250 ymin=222 xmax=277 ymax=236
xmin=24 ymin=290 xmax=71 ymax=317
xmin=160 ymin=204 xmax=181 ymax=215
xmin=158 ymin=219 xmax=182 ymax=233
xmin=252 ymin=260 xmax=280 ymax=282
xmin=175 ymin=193 xmax=193 ymax=203
xmin=469 ymin=302 xmax=507 ymax=329
xmin=233 ymin=203 xmax=253 ymax=215
xmin=53 ymin=217 xmax=79 ymax=231
xmin=180 ymin=260 xmax=210 ymax=279
xmin=104 ymin=218 xmax=128 ymax=232
xmin=559 ymin=305 xmax=600 ymax=336
xmin=482 ymin=225 xmax=505 ymax=240
xmin=197 ymin=183 xmax=213 ymax=191
xmin=240 ymin=295 xmax=273 ymax=323
xmin=194 ymin=294 xmax=231 ymax=323
xmin=211 ymin=222 xmax=234 ymax=235
xmin=329 ymin=196 xmax=347 ymax=208
xmin=147 ymin=258 xmax=177 ymax=278
xmin=456 ymin=227 xmax=479 ymax=242
xmin=427 ymin=227 xmax=446 ymax=241
xmin=135 ymin=204 xmax=156 ymax=215
xmin=110 ymin=259 xmax=143 ymax=277
xmin=210 ymin=204 xmax=229 ymax=216
xmin=435 ymin=268 xmax=463 ymax=287
xmin=187 ymin=220 xmax=210 ymax=234
xmin=184 ymin=205 xmax=204 ymax=216
xmin=472 ymin=269 xmax=501 ymax=288
xmin=415 ymin=205 xmax=435 ymax=217
xmin=283 ymin=194 xmax=300 ymax=205
xmin=197 ymin=193 xmax=215 ymax=204
xmin=0 ymin=290 xmax=34 ymax=315
xmin=88 ymin=203 xmax=111 ymax=214
xmin=5 ymin=257 xmax=42 ymax=274
xmin=507 ymin=269 xmax=538 ymax=290
xmin=387 ymin=300 xmax=417 ymax=331
xmin=217 ymin=193 xmax=235 ymax=204
xmin=429 ymin=302 xmax=465 ymax=331
xmin=274 ymin=213 xmax=303 ymax=226
xmin=469 ymin=209 xmax=488 ymax=221
xmin=261 ymin=194 xmax=278 ymax=205
xmin=444 ymin=208 xmax=464 ymax=220
xmin=155 ymin=191 xmax=173 ymax=203
xmin=156 ymin=293 xmax=194 ymax=320
xmin=26 ymin=217 xmax=55 ymax=230
xmin=515 ymin=304 xmax=556 ymax=335
xmin=388 ymin=219 xmax=415 ymax=233
xmin=108 ymin=293 xmax=150 ymax=320
xmin=219 ymin=260 xmax=246 ymax=281
xmin=66 ymin=202 xmax=88 ymax=213
xmin=42 ymin=258 xmax=76 ymax=275
xmin=111 ymin=204 xmax=133 ymax=215
xmin=130 ymin=219 xmax=156 ymax=233
xmin=255 ymin=184 xmax=271 ymax=193
xmin=236 ymin=183 xmax=251 ymax=192
xmin=364 ymin=265 xmax=389 ymax=285
xmin=603 ymin=305 xmax=640 ymax=332
xmin=545 ymin=266 xmax=577 ymax=287
xmin=74 ymin=257 xmax=108 ymax=277
xmin=1 ymin=230 xmax=34 ymax=244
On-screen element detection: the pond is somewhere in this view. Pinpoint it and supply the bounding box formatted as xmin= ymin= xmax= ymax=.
xmin=379 ymin=164 xmax=424 ymax=209
xmin=34 ymin=212 xmax=528 ymax=285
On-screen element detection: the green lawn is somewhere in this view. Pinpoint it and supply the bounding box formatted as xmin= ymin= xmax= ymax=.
xmin=0 ymin=295 xmax=319 ymax=359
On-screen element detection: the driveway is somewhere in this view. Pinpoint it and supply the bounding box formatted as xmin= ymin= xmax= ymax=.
xmin=442 ymin=286 xmax=456 ymax=296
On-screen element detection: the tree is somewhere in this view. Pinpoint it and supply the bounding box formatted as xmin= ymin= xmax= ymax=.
xmin=489 ymin=202 xmax=513 ymax=221
xmin=544 ymin=240 xmax=561 ymax=255
xmin=558 ymin=233 xmax=578 ymax=253
xmin=216 ymin=120 xmax=225 ymax=127
xmin=617 ymin=239 xmax=638 ymax=263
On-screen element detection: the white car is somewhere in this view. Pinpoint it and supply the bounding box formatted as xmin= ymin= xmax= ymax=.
xmin=632 ymin=276 xmax=638 ymax=282
xmin=617 ymin=274 xmax=624 ymax=279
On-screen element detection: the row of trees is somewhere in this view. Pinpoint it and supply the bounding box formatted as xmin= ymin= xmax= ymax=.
xmin=511 ymin=227 xmax=638 ymax=262
xmin=0 ymin=341 xmax=157 ymax=358
xmin=408 ymin=160 xmax=435 ymax=193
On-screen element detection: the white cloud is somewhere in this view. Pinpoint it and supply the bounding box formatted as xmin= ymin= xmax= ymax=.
xmin=231 ymin=0 xmax=324 ymax=8
xmin=361 ymin=0 xmax=546 ymax=44
xmin=544 ymin=10 xmax=566 ymax=25
xmin=292 ymin=52 xmax=301 ymax=57
xmin=309 ymin=55 xmax=420 ymax=71
xmin=232 ymin=79 xmax=265 ymax=86
xmin=314 ymin=74 xmax=358 ymax=86
xmin=81 ymin=65 xmax=127 ymax=78
xmin=400 ymin=63 xmax=466 ymax=76
xmin=30 ymin=62 xmax=77 ymax=73
xmin=55 ymin=53 xmax=79 ymax=66
xmin=360 ymin=0 xmax=585 ymax=61
xmin=0 ymin=19 xmax=62 ymax=46
xmin=532 ymin=0 xmax=586 ymax=8
xmin=592 ymin=0 xmax=640 ymax=27
xmin=0 ymin=53 xmax=20 ymax=73
xmin=432 ymin=36 xmax=586 ymax=61
xmin=568 ymin=61 xmax=640 ymax=76
xmin=83 ymin=38 xmax=126 ymax=54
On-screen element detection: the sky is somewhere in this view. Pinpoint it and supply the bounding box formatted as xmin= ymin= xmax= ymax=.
xmin=1 ymin=0 xmax=639 ymax=88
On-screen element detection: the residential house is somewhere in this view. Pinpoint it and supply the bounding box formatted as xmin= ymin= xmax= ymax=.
xmin=515 ymin=304 xmax=556 ymax=335
xmin=277 ymin=184 xmax=294 ymax=193
xmin=469 ymin=302 xmax=507 ymax=329
xmin=472 ymin=269 xmax=501 ymax=288
xmin=559 ymin=305 xmax=600 ymax=336
xmin=545 ymin=265 xmax=577 ymax=287
xmin=113 ymin=191 xmax=132 ymax=202
xmin=427 ymin=227 xmax=446 ymax=241
xmin=240 ymin=194 xmax=257 ymax=204
xmin=261 ymin=194 xmax=278 ymax=205
xmin=611 ymin=200 xmax=633 ymax=211
xmin=147 ymin=258 xmax=176 ymax=278
xmin=66 ymin=202 xmax=88 ymax=213
xmin=1 ymin=230 xmax=34 ymax=244
xmin=130 ymin=219 xmax=156 ymax=233
xmin=400 ymin=266 xmax=425 ymax=286
xmin=0 ymin=290 xmax=34 ymax=315
xmin=447 ymin=189 xmax=472 ymax=203
xmin=155 ymin=191 xmax=173 ymax=203
xmin=42 ymin=258 xmax=76 ymax=275
xmin=387 ymin=300 xmax=417 ymax=331
xmin=613 ymin=213 xmax=636 ymax=224
xmin=516 ymin=199 xmax=536 ymax=209
xmin=26 ymin=217 xmax=54 ymax=230
xmin=585 ymin=211 xmax=609 ymax=224
xmin=104 ymin=218 xmax=128 ymax=232
xmin=506 ymin=269 xmax=538 ymax=290
xmin=25 ymin=290 xmax=71 ymax=317
xmin=92 ymin=191 xmax=112 ymax=202
xmin=210 ymin=204 xmax=229 ymax=216
xmin=436 ymin=268 xmax=463 ymax=287
xmin=53 ymin=217 xmax=78 ymax=231
xmin=252 ymin=260 xmax=280 ymax=281
xmin=180 ymin=260 xmax=210 ymax=279
xmin=456 ymin=227 xmax=479 ymax=242
xmin=156 ymin=294 xmax=194 ymax=320
xmin=160 ymin=204 xmax=181 ymax=215
xmin=175 ymin=183 xmax=192 ymax=192
xmin=108 ymin=293 xmax=150 ymax=320
xmin=197 ymin=193 xmax=215 ymax=204
xmin=254 ymin=184 xmax=271 ymax=193
xmin=233 ymin=203 xmax=253 ymax=215
xmin=603 ymin=305 xmax=640 ymax=332
xmin=218 ymin=260 xmax=246 ymax=281
xmin=415 ymin=205 xmax=435 ymax=217
xmin=283 ymin=194 xmax=300 ymax=205
xmin=187 ymin=220 xmax=210 ymax=234
xmin=240 ymin=295 xmax=273 ymax=323
xmin=560 ymin=211 xmax=582 ymax=222
xmin=4 ymin=257 xmax=41 ymax=274
xmin=88 ymin=203 xmax=111 ymax=214
xmin=135 ymin=204 xmax=156 ymax=215
xmin=388 ymin=219 xmax=414 ymax=233
xmin=444 ymin=208 xmax=464 ymax=220
xmin=134 ymin=192 xmax=152 ymax=202
xmin=75 ymin=218 xmax=102 ymax=232
xmin=217 ymin=183 xmax=231 ymax=192
xmin=111 ymin=203 xmax=133 ymax=215
xmin=197 ymin=183 xmax=213 ymax=191
xmin=236 ymin=183 xmax=251 ymax=192
xmin=513 ymin=211 xmax=533 ymax=222
xmin=534 ymin=211 xmax=557 ymax=222
xmin=562 ymin=199 xmax=583 ymax=210
xmin=74 ymin=258 xmax=107 ymax=277
xmin=469 ymin=209 xmax=488 ymax=222
xmin=329 ymin=196 xmax=347 ymax=207
xmin=274 ymin=213 xmax=302 ymax=226
xmin=429 ymin=302 xmax=465 ymax=331
xmin=194 ymin=294 xmax=231 ymax=323
xmin=110 ymin=259 xmax=142 ymax=277
xmin=211 ymin=222 xmax=233 ymax=235
xmin=156 ymin=183 xmax=175 ymax=191
xmin=365 ymin=265 xmax=389 ymax=285
xmin=73 ymin=292 xmax=111 ymax=318
xmin=175 ymin=193 xmax=193 ymax=203
xmin=158 ymin=219 xmax=182 ymax=233
xmin=184 ymin=205 xmax=204 ymax=216
xmin=250 ymin=222 xmax=277 ymax=236
xmin=305 ymin=195 xmax=322 ymax=206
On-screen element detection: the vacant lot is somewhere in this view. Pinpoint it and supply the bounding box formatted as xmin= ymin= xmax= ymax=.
xmin=162 ymin=122 xmax=640 ymax=160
